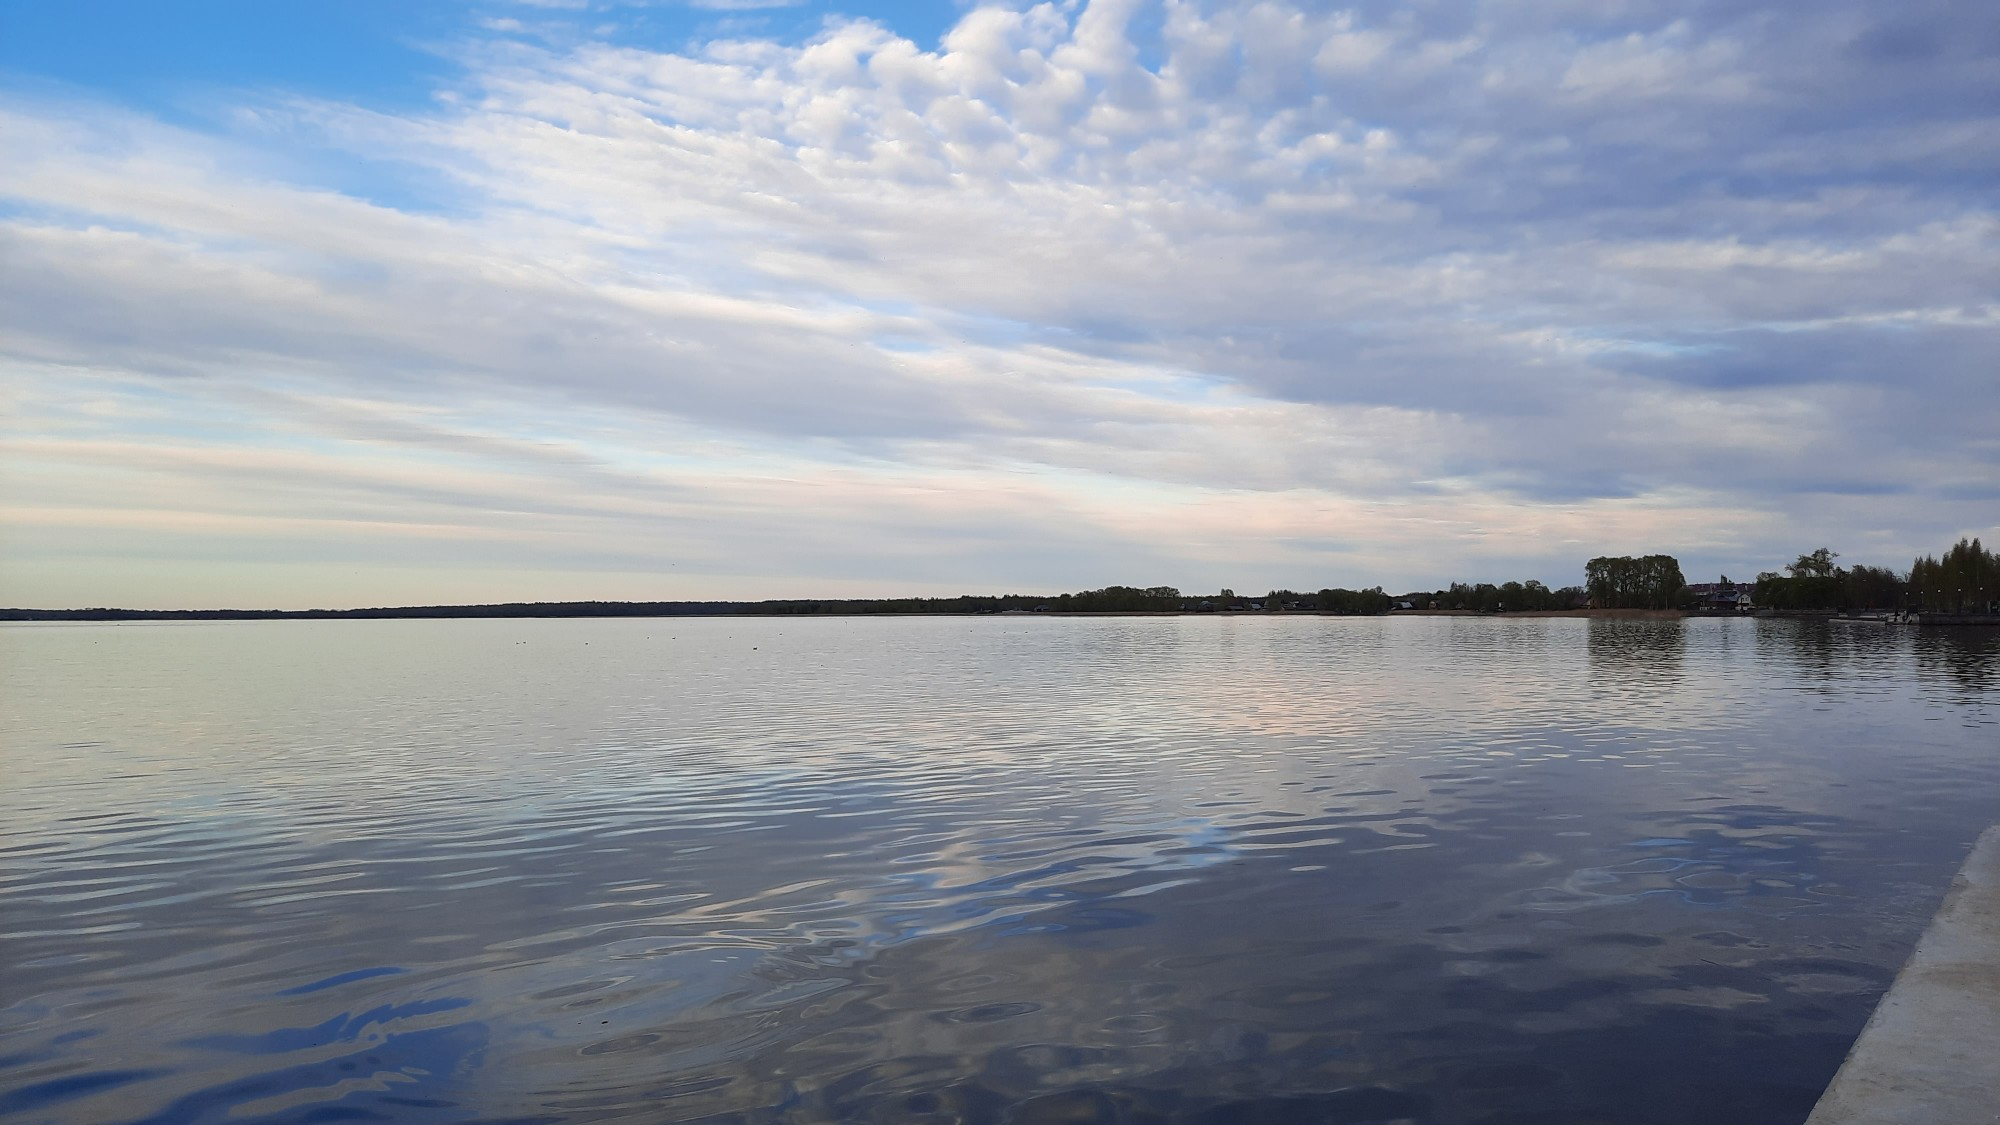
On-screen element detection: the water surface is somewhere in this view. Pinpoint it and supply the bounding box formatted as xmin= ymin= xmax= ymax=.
xmin=3 ymin=616 xmax=1997 ymax=1124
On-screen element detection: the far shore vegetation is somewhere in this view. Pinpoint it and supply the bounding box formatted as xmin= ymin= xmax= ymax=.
xmin=6 ymin=539 xmax=1995 ymax=621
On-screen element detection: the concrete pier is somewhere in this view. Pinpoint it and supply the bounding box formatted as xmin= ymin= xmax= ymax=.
xmin=1807 ymin=826 xmax=2000 ymax=1124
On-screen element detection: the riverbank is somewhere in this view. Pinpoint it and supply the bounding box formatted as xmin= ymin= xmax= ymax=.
xmin=1431 ymin=608 xmax=1686 ymax=619
xmin=4 ymin=606 xmax=1693 ymax=622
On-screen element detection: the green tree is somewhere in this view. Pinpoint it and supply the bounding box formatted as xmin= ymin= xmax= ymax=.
xmin=1062 ymin=585 xmax=1183 ymax=612
xmin=1754 ymin=547 xmax=1909 ymax=611
xmin=1841 ymin=565 xmax=1905 ymax=610
xmin=1314 ymin=587 xmax=1391 ymax=614
xmin=1910 ymin=538 xmax=1999 ymax=612
xmin=1585 ymin=554 xmax=1687 ymax=609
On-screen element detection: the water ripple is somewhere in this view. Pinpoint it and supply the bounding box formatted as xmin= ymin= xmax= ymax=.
xmin=1 ymin=616 xmax=1994 ymax=1123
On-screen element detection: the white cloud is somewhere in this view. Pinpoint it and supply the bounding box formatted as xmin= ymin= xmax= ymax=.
xmin=1 ymin=0 xmax=1996 ymax=607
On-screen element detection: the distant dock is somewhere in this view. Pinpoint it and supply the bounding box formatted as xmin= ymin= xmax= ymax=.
xmin=1806 ymin=826 xmax=2000 ymax=1124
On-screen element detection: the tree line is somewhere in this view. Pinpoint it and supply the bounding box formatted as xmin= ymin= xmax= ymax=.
xmin=1909 ymin=538 xmax=1998 ymax=613
xmin=1405 ymin=581 xmax=1587 ymax=612
xmin=1752 ymin=548 xmax=1897 ymax=612
xmin=7 ymin=537 xmax=1991 ymax=620
xmin=1753 ymin=538 xmax=1997 ymax=613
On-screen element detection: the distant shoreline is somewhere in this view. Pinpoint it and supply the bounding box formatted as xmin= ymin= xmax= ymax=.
xmin=0 ymin=605 xmax=1690 ymax=622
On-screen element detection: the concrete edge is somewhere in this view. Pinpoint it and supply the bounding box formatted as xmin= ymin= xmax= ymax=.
xmin=1805 ymin=825 xmax=2000 ymax=1124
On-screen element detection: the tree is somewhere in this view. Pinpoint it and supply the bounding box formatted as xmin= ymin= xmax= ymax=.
xmin=1755 ymin=547 xmax=1908 ymax=611
xmin=1755 ymin=566 xmax=1842 ymax=611
xmin=1413 ymin=578 xmax=1570 ymax=612
xmin=1910 ymin=538 xmax=1999 ymax=613
xmin=1315 ymin=587 xmax=1392 ymax=614
xmin=1585 ymin=554 xmax=1687 ymax=609
xmin=1841 ymin=565 xmax=1904 ymax=610
xmin=1059 ymin=586 xmax=1183 ymax=612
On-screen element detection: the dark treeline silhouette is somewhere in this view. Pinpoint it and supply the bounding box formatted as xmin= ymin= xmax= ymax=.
xmin=1753 ymin=548 xmax=1900 ymax=611
xmin=1314 ymin=587 xmax=1397 ymax=614
xmin=1753 ymin=539 xmax=1998 ymax=613
xmin=0 ymin=584 xmax=1513 ymax=620
xmin=1401 ymin=581 xmax=1586 ymax=613
xmin=755 ymin=594 xmax=1044 ymax=615
xmin=0 ymin=601 xmax=746 ymax=621
xmin=1056 ymin=586 xmax=1186 ymax=612
xmin=1238 ymin=588 xmax=1392 ymax=613
xmin=1910 ymin=538 xmax=1998 ymax=613
xmin=1586 ymin=554 xmax=1687 ymax=610
xmin=9 ymin=537 xmax=1991 ymax=620
xmin=0 ymin=587 xmax=1418 ymax=620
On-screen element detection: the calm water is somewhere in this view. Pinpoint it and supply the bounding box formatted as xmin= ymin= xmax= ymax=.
xmin=3 ymin=616 xmax=1997 ymax=1125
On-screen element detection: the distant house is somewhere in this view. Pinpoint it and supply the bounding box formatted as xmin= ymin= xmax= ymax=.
xmin=1687 ymin=583 xmax=1752 ymax=612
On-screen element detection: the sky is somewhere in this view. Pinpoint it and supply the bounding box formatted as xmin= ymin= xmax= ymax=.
xmin=1 ymin=0 xmax=1995 ymax=609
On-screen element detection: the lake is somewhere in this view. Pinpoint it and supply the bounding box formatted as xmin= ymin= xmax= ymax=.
xmin=3 ymin=615 xmax=1997 ymax=1124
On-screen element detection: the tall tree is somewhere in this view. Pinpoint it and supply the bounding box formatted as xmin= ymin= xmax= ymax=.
xmin=1586 ymin=554 xmax=1687 ymax=609
xmin=1910 ymin=538 xmax=1998 ymax=612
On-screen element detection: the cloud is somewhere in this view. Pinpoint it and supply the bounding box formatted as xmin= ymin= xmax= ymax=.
xmin=1 ymin=0 xmax=1996 ymax=606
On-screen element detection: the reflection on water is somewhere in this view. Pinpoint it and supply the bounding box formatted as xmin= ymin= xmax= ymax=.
xmin=1586 ymin=618 xmax=1687 ymax=693
xmin=2 ymin=616 xmax=1996 ymax=1124
xmin=1916 ymin=627 xmax=2000 ymax=699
